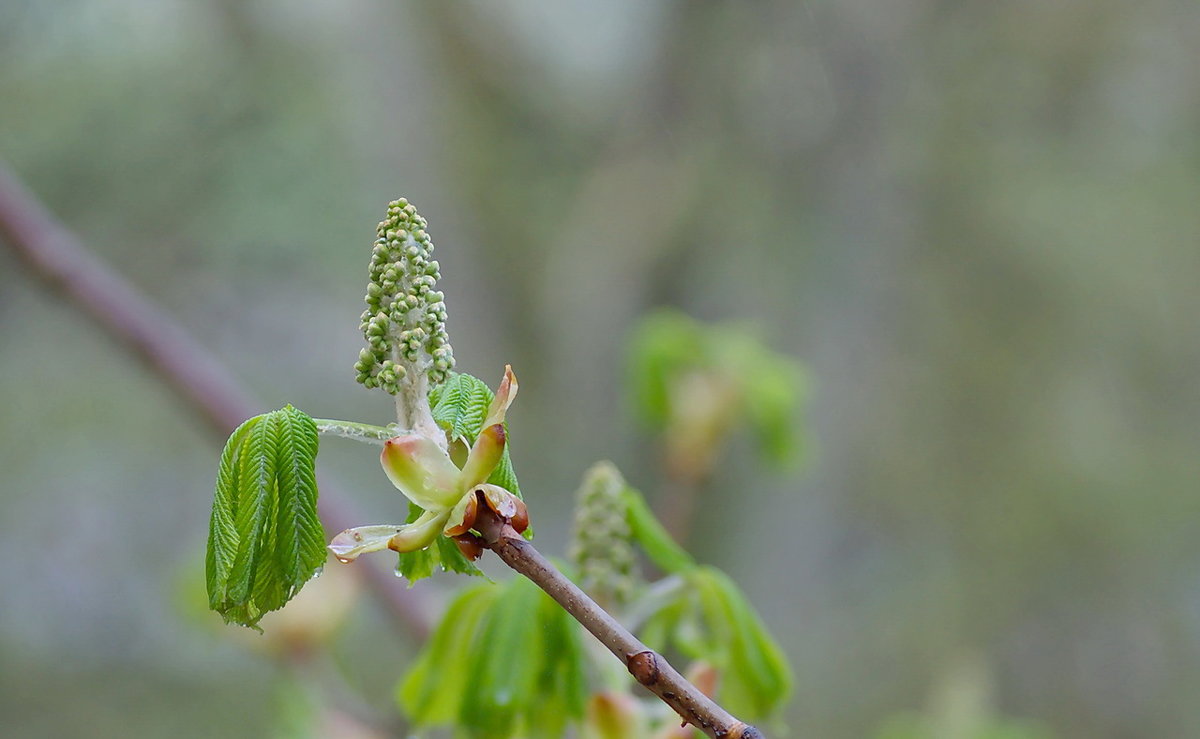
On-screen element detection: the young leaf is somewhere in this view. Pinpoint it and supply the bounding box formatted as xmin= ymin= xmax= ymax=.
xmin=401 ymin=576 xmax=590 ymax=739
xmin=430 ymin=372 xmax=493 ymax=444
xmin=461 ymin=575 xmax=548 ymax=737
xmin=627 ymin=308 xmax=806 ymax=469
xmin=430 ymin=371 xmax=522 ymax=500
xmin=399 ymin=583 xmax=499 ymax=726
xmin=206 ymin=406 xmax=325 ymax=630
xmin=627 ymin=310 xmax=704 ymax=428
xmin=691 ymin=567 xmax=793 ymax=720
xmin=620 ymin=485 xmax=696 ymax=575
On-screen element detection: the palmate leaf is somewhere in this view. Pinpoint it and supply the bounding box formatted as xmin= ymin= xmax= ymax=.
xmin=429 ymin=371 xmax=522 ymax=500
xmin=620 ymin=485 xmax=696 ymax=575
xmin=399 ymin=583 xmax=500 ymax=726
xmin=401 ymin=575 xmax=588 ymax=739
xmin=692 ymin=567 xmax=792 ymax=720
xmin=206 ymin=405 xmax=324 ymax=630
xmin=627 ymin=308 xmax=806 ymax=468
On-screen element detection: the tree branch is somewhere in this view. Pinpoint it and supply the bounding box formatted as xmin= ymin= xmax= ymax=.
xmin=0 ymin=160 xmax=432 ymax=641
xmin=471 ymin=500 xmax=763 ymax=739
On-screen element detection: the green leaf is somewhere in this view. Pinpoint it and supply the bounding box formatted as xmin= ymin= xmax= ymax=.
xmin=461 ymin=576 xmax=547 ymax=738
xmin=430 ymin=371 xmax=522 ymax=500
xmin=690 ymin=567 xmax=792 ymax=720
xmin=739 ymin=346 xmax=805 ymax=467
xmin=626 ymin=309 xmax=703 ymax=428
xmin=527 ymin=577 xmax=589 ymax=738
xmin=620 ymin=486 xmax=696 ymax=575
xmin=430 ymin=372 xmax=494 ymax=446
xmin=402 ymin=576 xmax=589 ymax=739
xmin=399 ymin=583 xmax=499 ymax=726
xmin=206 ymin=406 xmax=325 ymax=630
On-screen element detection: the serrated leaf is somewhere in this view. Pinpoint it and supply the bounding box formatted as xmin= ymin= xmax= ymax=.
xmin=461 ymin=576 xmax=547 ymax=738
xmin=431 ymin=371 xmax=522 ymax=501
xmin=627 ymin=310 xmax=704 ymax=428
xmin=620 ymin=486 xmax=695 ymax=575
xmin=690 ymin=567 xmax=792 ymax=720
xmin=430 ymin=372 xmax=494 ymax=446
xmin=399 ymin=583 xmax=498 ymax=726
xmin=206 ymin=406 xmax=325 ymax=630
xmin=401 ymin=576 xmax=590 ymax=739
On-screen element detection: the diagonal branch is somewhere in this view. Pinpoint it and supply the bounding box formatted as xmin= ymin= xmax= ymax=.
xmin=0 ymin=160 xmax=432 ymax=641
xmin=471 ymin=498 xmax=763 ymax=739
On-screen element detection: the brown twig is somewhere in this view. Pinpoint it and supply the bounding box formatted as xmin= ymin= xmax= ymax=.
xmin=0 ymin=160 xmax=432 ymax=641
xmin=471 ymin=498 xmax=763 ymax=739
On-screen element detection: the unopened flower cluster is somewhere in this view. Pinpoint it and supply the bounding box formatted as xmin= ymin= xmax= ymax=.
xmin=570 ymin=462 xmax=637 ymax=606
xmin=355 ymin=198 xmax=454 ymax=393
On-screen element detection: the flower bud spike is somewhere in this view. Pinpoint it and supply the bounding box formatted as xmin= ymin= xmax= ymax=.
xmin=355 ymin=198 xmax=456 ymax=426
xmin=569 ymin=461 xmax=638 ymax=607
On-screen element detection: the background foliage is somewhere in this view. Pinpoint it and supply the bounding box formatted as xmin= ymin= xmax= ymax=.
xmin=2 ymin=1 xmax=1199 ymax=736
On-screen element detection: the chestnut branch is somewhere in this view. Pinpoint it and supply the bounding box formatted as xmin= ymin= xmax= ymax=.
xmin=469 ymin=494 xmax=763 ymax=739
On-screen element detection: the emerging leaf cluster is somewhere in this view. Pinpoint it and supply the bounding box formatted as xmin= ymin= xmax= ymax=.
xmin=618 ymin=484 xmax=792 ymax=720
xmin=397 ymin=470 xmax=793 ymax=736
xmin=638 ymin=565 xmax=793 ymax=721
xmin=628 ymin=308 xmax=805 ymax=466
xmin=206 ymin=406 xmax=325 ymax=630
xmin=395 ymin=372 xmax=526 ymax=583
xmin=400 ymin=577 xmax=588 ymax=738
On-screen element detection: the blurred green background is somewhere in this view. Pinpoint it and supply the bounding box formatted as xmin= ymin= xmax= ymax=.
xmin=2 ymin=1 xmax=1199 ymax=737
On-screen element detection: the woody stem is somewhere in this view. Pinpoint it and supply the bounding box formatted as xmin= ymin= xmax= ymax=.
xmin=471 ymin=500 xmax=763 ymax=739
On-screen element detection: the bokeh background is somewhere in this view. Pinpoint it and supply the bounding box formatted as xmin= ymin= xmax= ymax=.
xmin=2 ymin=1 xmax=1199 ymax=737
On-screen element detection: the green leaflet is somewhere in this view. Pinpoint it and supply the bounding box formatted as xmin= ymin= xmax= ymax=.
xmin=401 ymin=576 xmax=589 ymax=739
xmin=399 ymin=583 xmax=499 ymax=726
xmin=206 ymin=406 xmax=325 ymax=630
xmin=620 ymin=485 xmax=696 ymax=575
xmin=626 ymin=308 xmax=806 ymax=468
xmin=688 ymin=567 xmax=792 ymax=720
xmin=627 ymin=309 xmax=703 ymax=428
xmin=430 ymin=371 xmax=522 ymax=500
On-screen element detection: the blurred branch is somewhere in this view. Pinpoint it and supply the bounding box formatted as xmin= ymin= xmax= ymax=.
xmin=0 ymin=160 xmax=432 ymax=641
xmin=472 ymin=499 xmax=763 ymax=739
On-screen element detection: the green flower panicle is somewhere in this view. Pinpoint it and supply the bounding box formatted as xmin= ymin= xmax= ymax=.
xmin=569 ymin=462 xmax=637 ymax=608
xmin=355 ymin=198 xmax=455 ymax=394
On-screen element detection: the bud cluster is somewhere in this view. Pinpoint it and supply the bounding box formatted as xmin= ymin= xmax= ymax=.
xmin=569 ymin=462 xmax=637 ymax=607
xmin=355 ymin=198 xmax=455 ymax=393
